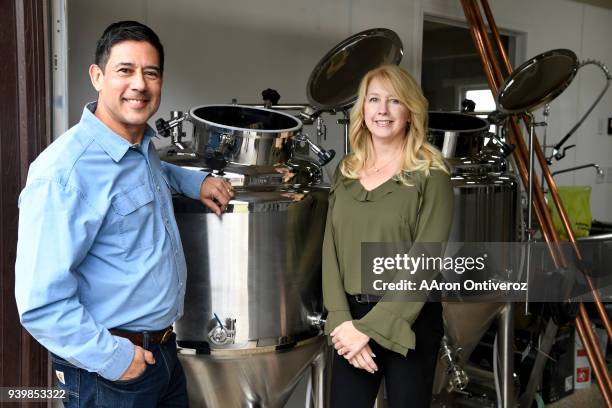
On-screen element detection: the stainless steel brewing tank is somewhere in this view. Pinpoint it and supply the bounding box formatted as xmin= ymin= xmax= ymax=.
xmin=427 ymin=112 xmax=489 ymax=159
xmin=433 ymin=160 xmax=521 ymax=395
xmin=448 ymin=162 xmax=520 ymax=243
xmin=189 ymin=104 xmax=302 ymax=166
xmin=172 ymin=186 xmax=328 ymax=346
xmin=167 ymin=169 xmax=329 ymax=407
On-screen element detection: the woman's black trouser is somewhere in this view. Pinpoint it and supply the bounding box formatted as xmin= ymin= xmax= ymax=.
xmin=330 ymin=296 xmax=443 ymax=408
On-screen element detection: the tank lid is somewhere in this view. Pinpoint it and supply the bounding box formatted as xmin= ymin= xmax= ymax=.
xmin=497 ymin=49 xmax=578 ymax=113
xmin=306 ymin=28 xmax=403 ymax=111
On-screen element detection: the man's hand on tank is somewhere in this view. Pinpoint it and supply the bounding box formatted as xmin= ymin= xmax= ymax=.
xmin=199 ymin=176 xmax=234 ymax=215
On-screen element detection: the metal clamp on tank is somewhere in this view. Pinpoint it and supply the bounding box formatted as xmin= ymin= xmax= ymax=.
xmin=155 ymin=111 xmax=197 ymax=157
xmin=208 ymin=313 xmax=236 ymax=346
xmin=440 ymin=335 xmax=469 ymax=392
xmin=204 ymin=133 xmax=234 ymax=171
xmin=294 ymin=133 xmax=335 ymax=166
xmin=307 ymin=315 xmax=326 ymax=331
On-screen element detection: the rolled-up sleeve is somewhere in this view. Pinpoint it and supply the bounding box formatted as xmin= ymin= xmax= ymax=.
xmin=160 ymin=161 xmax=208 ymax=200
xmin=15 ymin=179 xmax=134 ymax=380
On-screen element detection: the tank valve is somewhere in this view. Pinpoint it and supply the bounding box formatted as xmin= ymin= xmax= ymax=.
xmin=156 ymin=112 xmax=197 ymax=157
xmin=307 ymin=315 xmax=326 ymax=331
xmin=295 ymin=134 xmax=335 ymax=166
xmin=155 ymin=112 xmax=186 ymax=138
xmin=262 ymin=88 xmax=281 ymax=109
xmin=440 ymin=336 xmax=469 ymax=391
xmin=208 ymin=313 xmax=236 ymax=346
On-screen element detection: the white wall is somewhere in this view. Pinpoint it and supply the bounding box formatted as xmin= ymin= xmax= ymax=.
xmin=65 ymin=0 xmax=612 ymax=221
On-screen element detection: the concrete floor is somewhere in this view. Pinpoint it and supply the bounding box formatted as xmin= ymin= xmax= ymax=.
xmin=547 ymin=385 xmax=605 ymax=408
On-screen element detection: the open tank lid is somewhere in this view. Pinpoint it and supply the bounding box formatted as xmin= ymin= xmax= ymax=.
xmin=306 ymin=28 xmax=403 ymax=112
xmin=497 ymin=49 xmax=579 ymax=114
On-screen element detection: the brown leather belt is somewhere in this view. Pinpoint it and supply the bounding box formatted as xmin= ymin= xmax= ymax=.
xmin=110 ymin=326 xmax=173 ymax=349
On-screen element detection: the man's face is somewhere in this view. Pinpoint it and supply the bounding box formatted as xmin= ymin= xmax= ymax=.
xmin=89 ymin=40 xmax=162 ymax=142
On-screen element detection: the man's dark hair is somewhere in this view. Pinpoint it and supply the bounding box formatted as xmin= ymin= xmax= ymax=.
xmin=95 ymin=21 xmax=164 ymax=73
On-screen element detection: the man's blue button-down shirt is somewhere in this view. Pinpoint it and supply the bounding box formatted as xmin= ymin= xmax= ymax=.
xmin=15 ymin=103 xmax=207 ymax=381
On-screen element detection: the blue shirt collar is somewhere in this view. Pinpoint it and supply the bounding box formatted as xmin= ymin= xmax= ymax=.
xmin=81 ymin=102 xmax=156 ymax=162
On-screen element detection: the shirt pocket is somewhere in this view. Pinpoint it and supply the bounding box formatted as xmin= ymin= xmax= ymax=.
xmin=111 ymin=184 xmax=158 ymax=252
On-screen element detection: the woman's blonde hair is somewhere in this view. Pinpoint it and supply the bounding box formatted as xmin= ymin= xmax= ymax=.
xmin=340 ymin=64 xmax=448 ymax=183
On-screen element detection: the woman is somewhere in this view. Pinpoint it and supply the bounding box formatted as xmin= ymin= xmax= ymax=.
xmin=322 ymin=64 xmax=454 ymax=407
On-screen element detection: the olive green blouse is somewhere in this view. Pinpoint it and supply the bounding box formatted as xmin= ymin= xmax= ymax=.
xmin=322 ymin=168 xmax=454 ymax=355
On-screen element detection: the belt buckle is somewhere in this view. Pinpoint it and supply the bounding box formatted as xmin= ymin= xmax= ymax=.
xmin=356 ymin=294 xmax=377 ymax=304
xmin=160 ymin=327 xmax=173 ymax=344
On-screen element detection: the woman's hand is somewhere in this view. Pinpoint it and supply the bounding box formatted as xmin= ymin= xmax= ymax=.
xmin=331 ymin=321 xmax=370 ymax=360
xmin=348 ymin=344 xmax=378 ymax=374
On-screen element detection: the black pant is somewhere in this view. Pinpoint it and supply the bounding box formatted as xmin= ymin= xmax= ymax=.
xmin=330 ymin=297 xmax=443 ymax=408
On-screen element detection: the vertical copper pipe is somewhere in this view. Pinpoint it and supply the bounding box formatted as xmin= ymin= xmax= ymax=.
xmin=576 ymin=313 xmax=612 ymax=405
xmin=480 ymin=0 xmax=512 ymax=76
xmin=461 ymin=0 xmax=499 ymax=88
xmin=579 ymin=304 xmax=612 ymax=394
xmin=467 ymin=1 xmax=505 ymax=86
xmin=464 ymin=0 xmax=612 ymax=400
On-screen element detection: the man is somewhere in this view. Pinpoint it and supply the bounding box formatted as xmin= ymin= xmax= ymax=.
xmin=15 ymin=21 xmax=232 ymax=407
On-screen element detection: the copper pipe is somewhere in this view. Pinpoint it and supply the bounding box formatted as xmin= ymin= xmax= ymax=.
xmin=463 ymin=0 xmax=612 ymax=401
xmin=576 ymin=314 xmax=612 ymax=406
xmin=467 ymin=1 xmax=505 ymax=87
xmin=480 ymin=0 xmax=512 ymax=76
xmin=579 ymin=304 xmax=612 ymax=394
xmin=588 ymin=282 xmax=612 ymax=341
xmin=461 ymin=0 xmax=499 ymax=88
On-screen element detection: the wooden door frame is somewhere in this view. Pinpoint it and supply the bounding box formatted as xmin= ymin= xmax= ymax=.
xmin=0 ymin=0 xmax=51 ymax=394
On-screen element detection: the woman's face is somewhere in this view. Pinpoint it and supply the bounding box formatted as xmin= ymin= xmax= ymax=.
xmin=363 ymin=77 xmax=411 ymax=144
